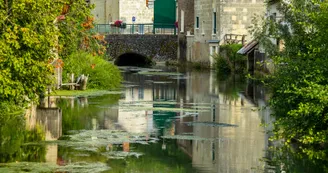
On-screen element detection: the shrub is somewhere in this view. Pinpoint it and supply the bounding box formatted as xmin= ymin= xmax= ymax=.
xmin=219 ymin=44 xmax=247 ymax=73
xmin=213 ymin=54 xmax=231 ymax=74
xmin=63 ymin=52 xmax=122 ymax=90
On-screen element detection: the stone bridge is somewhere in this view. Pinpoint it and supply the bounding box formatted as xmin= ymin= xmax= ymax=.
xmin=105 ymin=34 xmax=178 ymax=62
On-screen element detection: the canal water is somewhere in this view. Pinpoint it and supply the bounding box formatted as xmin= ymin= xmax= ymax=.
xmin=0 ymin=67 xmax=322 ymax=172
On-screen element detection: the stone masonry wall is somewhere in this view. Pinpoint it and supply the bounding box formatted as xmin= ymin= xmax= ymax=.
xmin=119 ymin=0 xmax=154 ymax=23
xmin=177 ymin=0 xmax=194 ymax=61
xmin=219 ymin=1 xmax=266 ymax=42
xmin=91 ymin=0 xmax=119 ymax=24
xmin=91 ymin=0 xmax=152 ymax=24
xmin=190 ymin=0 xmax=265 ymax=64
xmin=105 ymin=35 xmax=178 ymax=61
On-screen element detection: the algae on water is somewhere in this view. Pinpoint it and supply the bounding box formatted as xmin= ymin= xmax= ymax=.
xmin=101 ymin=151 xmax=143 ymax=159
xmin=137 ymin=71 xmax=184 ymax=76
xmin=0 ymin=162 xmax=110 ymax=173
xmin=184 ymin=122 xmax=238 ymax=127
xmin=161 ymin=135 xmax=228 ymax=142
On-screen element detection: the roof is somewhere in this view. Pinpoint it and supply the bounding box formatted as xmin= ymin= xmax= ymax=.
xmin=237 ymin=40 xmax=259 ymax=55
xmin=208 ymin=40 xmax=220 ymax=43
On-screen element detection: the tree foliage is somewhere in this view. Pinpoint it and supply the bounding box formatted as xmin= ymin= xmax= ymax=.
xmin=214 ymin=44 xmax=246 ymax=73
xmin=253 ymin=0 xmax=328 ymax=157
xmin=0 ymin=0 xmax=106 ymax=106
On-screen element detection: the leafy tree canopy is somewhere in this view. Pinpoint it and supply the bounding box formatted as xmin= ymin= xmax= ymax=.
xmin=0 ymin=0 xmax=103 ymax=106
xmin=252 ymin=0 xmax=328 ymax=158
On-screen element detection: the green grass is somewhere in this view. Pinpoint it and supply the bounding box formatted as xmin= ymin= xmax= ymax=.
xmin=48 ymin=89 xmax=123 ymax=97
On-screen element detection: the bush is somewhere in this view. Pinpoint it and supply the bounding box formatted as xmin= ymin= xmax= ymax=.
xmin=213 ymin=54 xmax=231 ymax=74
xmin=219 ymin=44 xmax=247 ymax=73
xmin=63 ymin=52 xmax=122 ymax=90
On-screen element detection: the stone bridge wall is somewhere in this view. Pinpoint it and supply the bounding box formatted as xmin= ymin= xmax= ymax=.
xmin=105 ymin=34 xmax=178 ymax=61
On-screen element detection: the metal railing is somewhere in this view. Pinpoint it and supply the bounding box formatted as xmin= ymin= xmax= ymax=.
xmin=94 ymin=23 xmax=177 ymax=35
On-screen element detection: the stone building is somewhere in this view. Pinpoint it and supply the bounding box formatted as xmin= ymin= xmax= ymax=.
xmin=177 ymin=0 xmax=266 ymax=65
xmin=89 ymin=0 xmax=153 ymax=24
xmin=177 ymin=0 xmax=195 ymax=62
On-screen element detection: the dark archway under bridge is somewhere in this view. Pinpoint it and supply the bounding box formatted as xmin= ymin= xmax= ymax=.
xmin=114 ymin=52 xmax=153 ymax=67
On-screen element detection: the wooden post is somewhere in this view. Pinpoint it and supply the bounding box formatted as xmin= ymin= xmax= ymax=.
xmin=70 ymin=73 xmax=75 ymax=90
xmin=81 ymin=74 xmax=88 ymax=90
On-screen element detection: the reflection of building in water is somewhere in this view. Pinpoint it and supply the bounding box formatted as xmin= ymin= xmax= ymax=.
xmin=118 ymin=87 xmax=154 ymax=134
xmin=152 ymin=82 xmax=177 ymax=101
xmin=175 ymin=71 xmax=269 ymax=172
xmin=25 ymin=97 xmax=62 ymax=164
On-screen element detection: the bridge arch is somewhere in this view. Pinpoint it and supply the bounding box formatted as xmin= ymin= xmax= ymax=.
xmin=114 ymin=52 xmax=153 ymax=67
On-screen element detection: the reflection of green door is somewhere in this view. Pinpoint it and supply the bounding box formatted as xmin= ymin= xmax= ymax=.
xmin=154 ymin=0 xmax=176 ymax=26
xmin=153 ymin=104 xmax=176 ymax=136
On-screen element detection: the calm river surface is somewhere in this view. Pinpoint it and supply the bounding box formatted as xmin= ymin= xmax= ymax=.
xmin=1 ymin=67 xmax=323 ymax=172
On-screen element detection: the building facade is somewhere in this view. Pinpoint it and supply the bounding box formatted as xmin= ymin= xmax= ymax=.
xmin=90 ymin=0 xmax=153 ymax=24
xmin=178 ymin=0 xmax=266 ymax=65
xmin=177 ymin=0 xmax=195 ymax=61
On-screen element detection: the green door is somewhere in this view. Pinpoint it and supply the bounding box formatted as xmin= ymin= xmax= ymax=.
xmin=154 ymin=0 xmax=176 ymax=28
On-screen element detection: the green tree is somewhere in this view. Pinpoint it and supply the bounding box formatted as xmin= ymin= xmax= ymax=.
xmin=0 ymin=0 xmax=103 ymax=106
xmin=253 ymin=0 xmax=328 ymax=157
xmin=0 ymin=0 xmax=61 ymax=104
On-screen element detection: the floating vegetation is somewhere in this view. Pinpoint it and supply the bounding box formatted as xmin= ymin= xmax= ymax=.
xmin=174 ymin=112 xmax=199 ymax=118
xmin=190 ymin=105 xmax=213 ymax=109
xmin=0 ymin=162 xmax=110 ymax=173
xmin=137 ymin=71 xmax=184 ymax=76
xmin=118 ymin=67 xmax=163 ymax=73
xmin=101 ymin=151 xmax=143 ymax=159
xmin=25 ymin=130 xmax=157 ymax=153
xmin=49 ymin=89 xmax=123 ymax=97
xmin=123 ymin=84 xmax=139 ymax=88
xmin=75 ymin=153 xmax=91 ymax=157
xmin=169 ymin=76 xmax=189 ymax=80
xmin=161 ymin=135 xmax=228 ymax=141
xmin=184 ymin=122 xmax=238 ymax=127
xmin=120 ymin=107 xmax=209 ymax=113
xmin=152 ymin=81 xmax=173 ymax=84
xmin=119 ymin=101 xmax=178 ymax=105
xmin=56 ymin=162 xmax=110 ymax=173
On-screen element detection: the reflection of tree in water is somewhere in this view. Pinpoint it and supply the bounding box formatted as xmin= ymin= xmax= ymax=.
xmin=0 ymin=111 xmax=46 ymax=163
xmin=262 ymin=144 xmax=328 ymax=173
xmin=57 ymin=94 xmax=121 ymax=134
xmin=57 ymin=139 xmax=194 ymax=173
xmin=216 ymin=74 xmax=247 ymax=103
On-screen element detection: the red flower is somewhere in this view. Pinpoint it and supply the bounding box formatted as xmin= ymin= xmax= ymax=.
xmin=114 ymin=20 xmax=123 ymax=27
xmin=175 ymin=21 xmax=178 ymax=28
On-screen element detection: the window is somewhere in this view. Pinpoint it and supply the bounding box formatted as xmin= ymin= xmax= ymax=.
xmin=196 ymin=16 xmax=199 ymax=29
xmin=213 ymin=12 xmax=217 ymax=34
